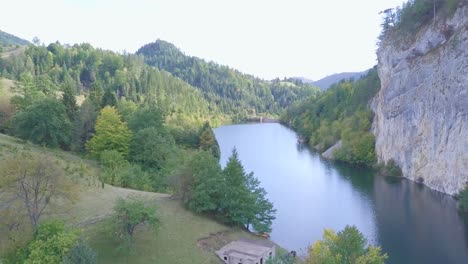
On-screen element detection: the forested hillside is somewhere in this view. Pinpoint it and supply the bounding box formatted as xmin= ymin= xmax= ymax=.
xmin=282 ymin=67 xmax=381 ymax=165
xmin=137 ymin=40 xmax=319 ymax=119
xmin=0 ymin=30 xmax=30 ymax=47
xmin=0 ymin=42 xmax=223 ymax=126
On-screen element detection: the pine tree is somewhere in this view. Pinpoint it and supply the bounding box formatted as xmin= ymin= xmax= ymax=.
xmin=199 ymin=122 xmax=220 ymax=159
xmin=62 ymin=78 xmax=78 ymax=121
xmin=220 ymin=148 xmax=275 ymax=232
xmin=221 ymin=148 xmax=251 ymax=225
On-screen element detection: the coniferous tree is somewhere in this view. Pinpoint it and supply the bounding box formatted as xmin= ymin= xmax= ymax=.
xmin=101 ymin=88 xmax=118 ymax=107
xmin=220 ymin=148 xmax=275 ymax=232
xmin=62 ymin=78 xmax=78 ymax=121
xmin=199 ymin=122 xmax=220 ymax=159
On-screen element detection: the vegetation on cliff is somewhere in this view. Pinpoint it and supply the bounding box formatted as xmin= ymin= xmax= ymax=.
xmin=282 ymin=68 xmax=381 ymax=166
xmin=380 ymin=0 xmax=462 ymax=40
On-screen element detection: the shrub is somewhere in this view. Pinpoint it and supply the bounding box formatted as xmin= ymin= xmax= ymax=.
xmin=458 ymin=186 xmax=468 ymax=213
xmin=378 ymin=159 xmax=403 ymax=177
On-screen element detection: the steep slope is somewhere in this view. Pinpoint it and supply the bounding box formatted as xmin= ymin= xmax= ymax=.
xmin=372 ymin=4 xmax=468 ymax=195
xmin=137 ymin=40 xmax=319 ymax=117
xmin=0 ymin=30 xmax=30 ymax=46
xmin=0 ymin=133 xmax=274 ymax=263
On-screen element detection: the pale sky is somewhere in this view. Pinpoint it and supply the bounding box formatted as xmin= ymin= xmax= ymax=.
xmin=1 ymin=0 xmax=404 ymax=80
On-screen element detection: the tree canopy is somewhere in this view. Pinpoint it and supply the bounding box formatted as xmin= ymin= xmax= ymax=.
xmin=306 ymin=226 xmax=388 ymax=264
xmin=282 ymin=68 xmax=380 ymax=166
xmin=12 ymin=98 xmax=71 ymax=148
xmin=86 ymin=106 xmax=132 ymax=158
xmin=137 ymin=40 xmax=319 ymax=119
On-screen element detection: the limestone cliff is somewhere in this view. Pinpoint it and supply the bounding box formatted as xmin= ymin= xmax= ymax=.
xmin=371 ymin=5 xmax=468 ymax=195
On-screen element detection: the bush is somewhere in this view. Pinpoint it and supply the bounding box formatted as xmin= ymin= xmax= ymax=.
xmin=306 ymin=226 xmax=388 ymax=264
xmin=334 ymin=132 xmax=376 ymax=166
xmin=63 ymin=238 xmax=97 ymax=264
xmin=378 ymin=159 xmax=403 ymax=177
xmin=458 ymin=186 xmax=468 ymax=213
xmin=4 ymin=220 xmax=89 ymax=264
xmin=12 ymin=98 xmax=71 ymax=148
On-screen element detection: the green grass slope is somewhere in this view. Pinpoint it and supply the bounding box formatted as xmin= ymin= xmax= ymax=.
xmin=0 ymin=134 xmax=282 ymax=264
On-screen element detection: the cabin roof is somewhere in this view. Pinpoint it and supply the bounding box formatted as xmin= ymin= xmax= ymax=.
xmin=215 ymin=238 xmax=274 ymax=260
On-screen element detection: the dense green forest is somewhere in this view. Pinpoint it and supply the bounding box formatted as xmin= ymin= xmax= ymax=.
xmin=0 ymin=39 xmax=276 ymax=247
xmin=0 ymin=42 xmax=228 ymax=140
xmin=282 ymin=67 xmax=381 ymax=166
xmin=137 ymin=40 xmax=319 ymax=119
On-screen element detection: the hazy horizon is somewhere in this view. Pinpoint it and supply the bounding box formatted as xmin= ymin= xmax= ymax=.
xmin=1 ymin=0 xmax=404 ymax=80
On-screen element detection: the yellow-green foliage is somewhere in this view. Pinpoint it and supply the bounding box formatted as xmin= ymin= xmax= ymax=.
xmin=24 ymin=221 xmax=79 ymax=264
xmin=306 ymin=226 xmax=387 ymax=264
xmin=86 ymin=106 xmax=132 ymax=158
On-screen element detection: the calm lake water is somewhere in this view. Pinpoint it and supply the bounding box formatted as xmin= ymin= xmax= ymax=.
xmin=214 ymin=123 xmax=468 ymax=264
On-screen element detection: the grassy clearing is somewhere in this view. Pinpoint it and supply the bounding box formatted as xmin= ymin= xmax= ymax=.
xmin=0 ymin=133 xmax=282 ymax=263
xmin=0 ymin=46 xmax=25 ymax=59
xmin=0 ymin=78 xmax=15 ymax=98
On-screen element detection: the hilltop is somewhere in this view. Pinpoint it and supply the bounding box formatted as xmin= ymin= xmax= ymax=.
xmin=0 ymin=30 xmax=30 ymax=46
xmin=137 ymin=40 xmax=319 ymax=119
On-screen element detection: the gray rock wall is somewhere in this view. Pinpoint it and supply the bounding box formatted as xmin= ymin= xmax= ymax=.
xmin=371 ymin=5 xmax=468 ymax=195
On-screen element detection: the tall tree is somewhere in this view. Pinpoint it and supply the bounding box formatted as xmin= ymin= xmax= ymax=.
xmin=61 ymin=77 xmax=78 ymax=121
xmin=220 ymin=148 xmax=275 ymax=232
xmin=245 ymin=172 xmax=276 ymax=233
xmin=71 ymin=99 xmax=98 ymax=152
xmin=86 ymin=106 xmax=132 ymax=158
xmin=221 ymin=148 xmax=251 ymax=225
xmin=198 ymin=122 xmax=220 ymax=159
xmin=130 ymin=127 xmax=177 ymax=170
xmin=174 ymin=150 xmax=224 ymax=213
xmin=101 ymin=88 xmax=118 ymax=107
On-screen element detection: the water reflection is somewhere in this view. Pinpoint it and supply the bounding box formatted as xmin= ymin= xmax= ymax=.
xmin=214 ymin=123 xmax=468 ymax=263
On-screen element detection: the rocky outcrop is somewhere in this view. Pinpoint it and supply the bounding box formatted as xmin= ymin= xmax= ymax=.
xmin=371 ymin=5 xmax=468 ymax=195
xmin=321 ymin=140 xmax=342 ymax=159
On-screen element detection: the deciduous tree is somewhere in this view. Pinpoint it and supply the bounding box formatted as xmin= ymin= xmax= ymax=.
xmin=0 ymin=153 xmax=75 ymax=229
xmin=130 ymin=127 xmax=176 ymax=170
xmin=306 ymin=226 xmax=388 ymax=264
xmin=112 ymin=198 xmax=159 ymax=246
xmin=86 ymin=106 xmax=132 ymax=158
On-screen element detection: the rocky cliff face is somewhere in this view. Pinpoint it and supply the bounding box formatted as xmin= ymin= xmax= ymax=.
xmin=371 ymin=5 xmax=468 ymax=195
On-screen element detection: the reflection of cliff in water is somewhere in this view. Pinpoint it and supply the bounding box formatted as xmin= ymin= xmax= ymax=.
xmin=328 ymin=160 xmax=375 ymax=195
xmin=372 ymin=176 xmax=468 ymax=264
xmin=325 ymin=160 xmax=468 ymax=264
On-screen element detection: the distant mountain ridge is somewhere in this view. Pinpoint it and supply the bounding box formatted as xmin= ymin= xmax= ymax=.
xmin=0 ymin=30 xmax=30 ymax=46
xmin=294 ymin=70 xmax=370 ymax=91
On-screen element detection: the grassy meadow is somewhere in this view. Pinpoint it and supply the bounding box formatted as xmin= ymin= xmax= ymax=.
xmin=0 ymin=133 xmax=282 ymax=264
